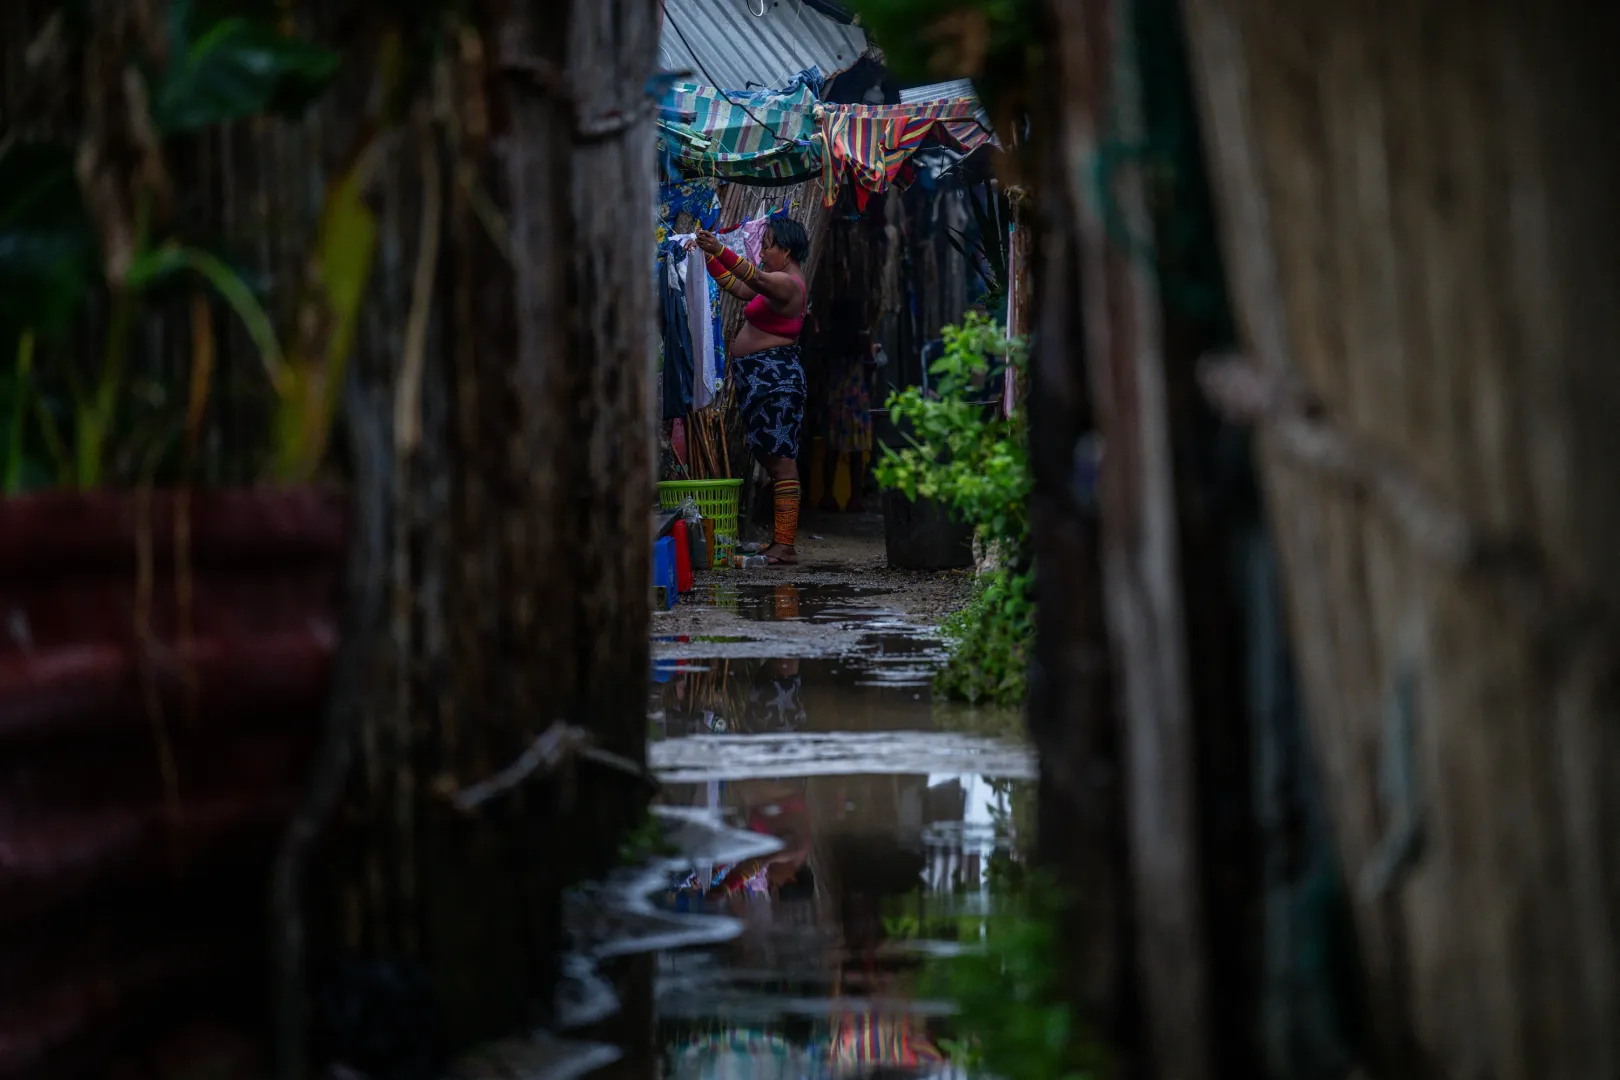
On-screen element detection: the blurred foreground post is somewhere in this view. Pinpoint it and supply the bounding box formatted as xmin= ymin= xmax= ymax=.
xmin=1178 ymin=1 xmax=1620 ymax=1077
xmin=1031 ymin=0 xmax=1218 ymax=1076
xmin=303 ymin=0 xmax=661 ymax=1070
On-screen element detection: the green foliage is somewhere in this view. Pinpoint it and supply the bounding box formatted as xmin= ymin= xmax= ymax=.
xmin=151 ymin=0 xmax=342 ymax=133
xmin=0 ymin=142 xmax=99 ymax=343
xmin=943 ymin=184 xmax=1011 ymax=315
xmin=936 ymin=567 xmax=1031 ymax=706
xmin=920 ymin=873 xmax=1097 ymax=1080
xmin=874 ymin=313 xmax=1028 ymax=548
xmin=0 ymin=1 xmax=346 ymax=490
xmin=845 ymin=0 xmax=1040 ymax=117
xmin=874 ymin=312 xmax=1031 ymax=706
xmin=616 ymin=813 xmax=678 ymax=866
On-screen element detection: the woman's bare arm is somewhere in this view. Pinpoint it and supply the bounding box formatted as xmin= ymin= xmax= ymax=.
xmin=688 ymin=235 xmax=759 ymax=300
xmin=717 ymin=276 xmax=757 ymax=302
xmin=744 ymin=268 xmax=800 ymax=306
xmin=689 ymin=229 xmax=796 ymax=305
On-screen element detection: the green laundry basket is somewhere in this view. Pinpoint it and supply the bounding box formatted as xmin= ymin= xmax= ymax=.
xmin=658 ymin=479 xmax=743 ymax=568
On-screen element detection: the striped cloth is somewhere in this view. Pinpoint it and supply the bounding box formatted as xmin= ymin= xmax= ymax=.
xmin=831 ymin=1011 xmax=947 ymax=1069
xmin=815 ymin=98 xmax=997 ymax=207
xmin=658 ymin=77 xmax=996 ymax=203
xmin=657 ymin=81 xmax=822 ymax=185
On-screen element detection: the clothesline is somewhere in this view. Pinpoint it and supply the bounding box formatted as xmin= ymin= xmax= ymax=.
xmin=657 ymin=75 xmax=996 ymax=204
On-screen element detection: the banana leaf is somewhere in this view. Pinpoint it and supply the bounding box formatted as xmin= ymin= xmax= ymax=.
xmin=151 ymin=0 xmax=341 ymax=133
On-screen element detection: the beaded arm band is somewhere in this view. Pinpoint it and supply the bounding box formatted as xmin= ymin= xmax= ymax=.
xmin=705 ymin=245 xmax=758 ymax=287
xmin=705 ymin=255 xmax=736 ymax=290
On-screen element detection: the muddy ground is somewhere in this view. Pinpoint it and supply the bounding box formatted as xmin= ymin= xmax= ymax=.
xmin=652 ymin=509 xmax=976 ymax=660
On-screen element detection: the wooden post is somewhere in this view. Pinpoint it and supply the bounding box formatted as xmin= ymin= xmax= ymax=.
xmin=319 ymin=0 xmax=662 ymax=1065
xmin=1003 ymin=186 xmax=1033 ymax=415
xmin=1033 ymin=0 xmax=1215 ymax=1075
xmin=1181 ymin=0 xmax=1620 ymax=1075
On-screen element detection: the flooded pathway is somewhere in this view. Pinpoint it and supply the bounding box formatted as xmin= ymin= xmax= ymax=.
xmin=602 ymin=514 xmax=1033 ymax=1077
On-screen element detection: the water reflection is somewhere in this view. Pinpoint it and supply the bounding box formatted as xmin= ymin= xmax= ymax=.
xmin=679 ymin=582 xmax=898 ymax=624
xmin=636 ymin=582 xmax=1035 ymax=1078
xmin=651 ymin=769 xmax=1029 ymax=1077
xmin=648 ymin=655 xmax=1035 ymax=780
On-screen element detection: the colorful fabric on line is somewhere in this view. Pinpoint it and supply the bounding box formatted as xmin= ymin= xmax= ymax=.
xmin=657 ymin=80 xmax=821 ymax=185
xmin=832 ymin=1012 xmax=946 ymax=1069
xmin=719 ymin=214 xmax=772 ymax=265
xmin=816 ymin=98 xmax=997 ymax=206
xmin=732 ymin=345 xmax=806 ymax=461
xmin=656 ymin=179 xmax=720 ymax=246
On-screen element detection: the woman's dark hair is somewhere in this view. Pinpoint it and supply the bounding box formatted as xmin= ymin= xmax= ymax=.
xmin=767 ymin=216 xmax=810 ymax=264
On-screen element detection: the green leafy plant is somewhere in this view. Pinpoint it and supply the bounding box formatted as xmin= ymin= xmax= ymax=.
xmin=875 ymin=313 xmax=1027 ymax=545
xmin=268 ymin=135 xmax=386 ymax=483
xmin=918 ymin=872 xmax=1097 ymax=1080
xmin=616 ymin=812 xmax=678 ymax=865
xmin=936 ymin=566 xmax=1031 ymax=706
xmin=874 ymin=312 xmax=1031 ymax=705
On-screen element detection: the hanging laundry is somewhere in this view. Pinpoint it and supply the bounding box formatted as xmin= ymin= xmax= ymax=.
xmin=667 ymin=235 xmax=724 ymax=408
xmin=719 ymin=214 xmax=772 ymax=265
xmin=657 ymin=178 xmax=721 ymax=242
xmin=686 ymin=242 xmax=719 ymax=408
xmin=657 ymin=79 xmax=821 ymax=185
xmin=660 ymin=253 xmax=695 ymax=420
xmin=814 ymin=99 xmax=996 ymax=208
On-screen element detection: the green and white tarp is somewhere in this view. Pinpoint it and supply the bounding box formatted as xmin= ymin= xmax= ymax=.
xmin=658 ymin=80 xmax=823 ymax=186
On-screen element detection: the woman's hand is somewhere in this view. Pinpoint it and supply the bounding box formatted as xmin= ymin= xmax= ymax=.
xmin=693 ymin=228 xmax=724 ymax=255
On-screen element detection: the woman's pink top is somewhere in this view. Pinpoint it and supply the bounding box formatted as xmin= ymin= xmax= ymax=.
xmin=743 ymin=273 xmax=805 ymax=338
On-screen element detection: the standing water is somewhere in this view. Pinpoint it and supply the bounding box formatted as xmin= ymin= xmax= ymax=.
xmin=543 ymin=580 xmax=1038 ymax=1078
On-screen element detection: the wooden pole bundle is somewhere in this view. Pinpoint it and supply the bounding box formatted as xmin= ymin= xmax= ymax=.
xmin=685 ymin=396 xmax=737 ymax=481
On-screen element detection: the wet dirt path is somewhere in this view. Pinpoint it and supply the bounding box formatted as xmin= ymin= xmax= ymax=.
xmin=452 ymin=512 xmax=1034 ymax=1078
xmin=632 ymin=511 xmax=1034 ymax=1077
xmin=652 ymin=510 xmax=974 ymax=661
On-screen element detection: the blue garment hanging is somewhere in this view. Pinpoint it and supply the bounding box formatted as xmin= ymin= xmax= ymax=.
xmin=658 ymin=179 xmax=721 ymax=232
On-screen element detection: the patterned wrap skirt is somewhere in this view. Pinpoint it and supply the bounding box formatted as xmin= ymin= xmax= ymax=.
xmin=731 ymin=344 xmax=806 ymax=460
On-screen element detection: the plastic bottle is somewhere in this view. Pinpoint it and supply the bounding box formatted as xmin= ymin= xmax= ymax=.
xmin=730 ymin=554 xmax=768 ymax=569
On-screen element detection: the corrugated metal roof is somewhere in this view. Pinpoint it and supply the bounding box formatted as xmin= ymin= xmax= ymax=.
xmin=898 ymin=79 xmax=978 ymax=104
xmin=900 ymin=78 xmax=994 ymax=138
xmin=660 ymin=0 xmax=868 ymax=93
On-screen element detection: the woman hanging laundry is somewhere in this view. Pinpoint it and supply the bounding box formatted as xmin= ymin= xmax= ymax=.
xmin=687 ymin=216 xmax=812 ymax=565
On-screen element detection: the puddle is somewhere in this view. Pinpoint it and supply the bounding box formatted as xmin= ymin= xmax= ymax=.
xmin=650 ymin=733 xmax=1035 ymax=782
xmin=646 ymin=771 xmax=1031 ymax=1077
xmin=649 ymin=653 xmax=954 ymax=739
xmin=642 ymin=580 xmax=1031 ymax=1076
xmin=560 ymin=581 xmax=1034 ymax=1076
xmin=679 ymin=583 xmax=900 ymax=623
xmin=652 ymin=583 xmax=954 ymax=665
